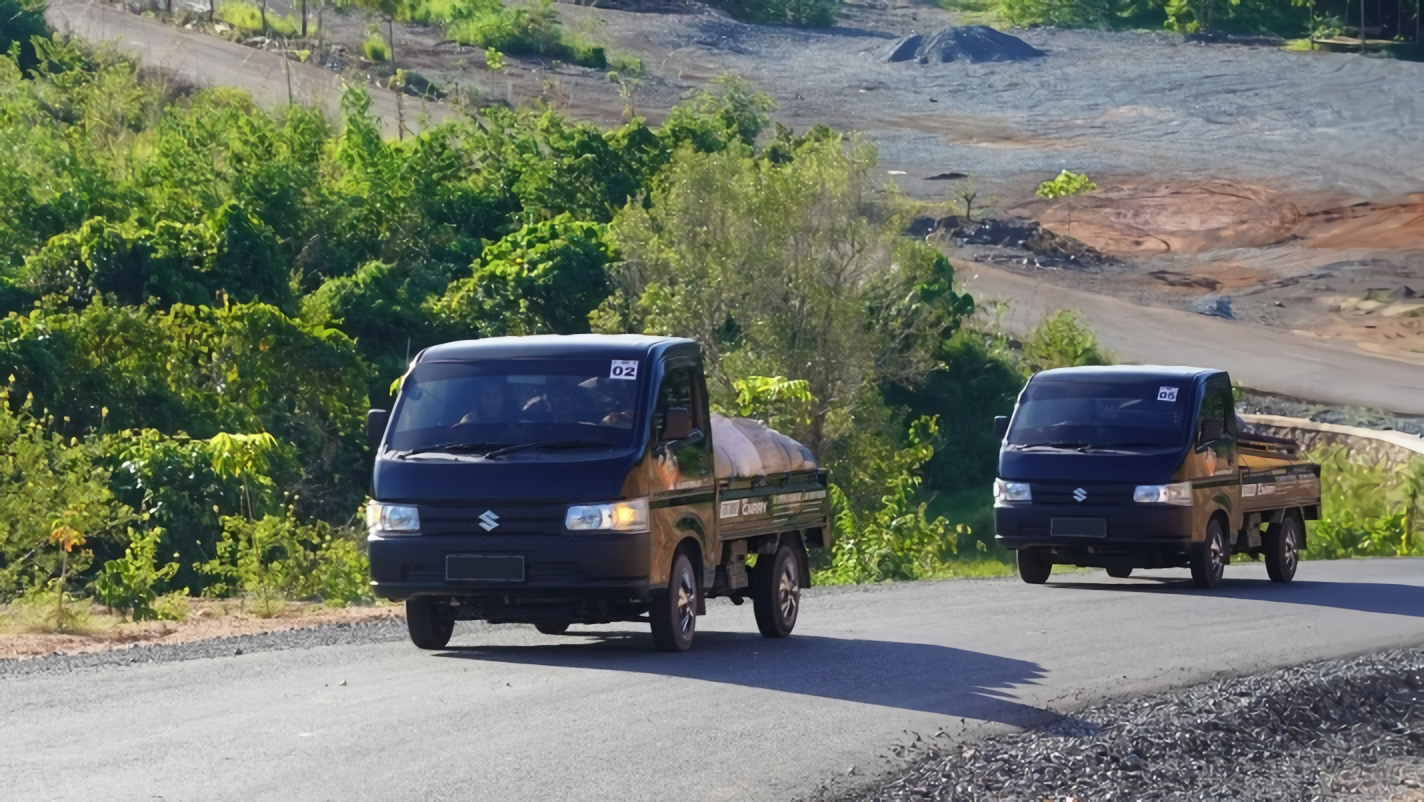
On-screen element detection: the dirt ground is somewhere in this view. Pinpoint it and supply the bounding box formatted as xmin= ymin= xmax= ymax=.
xmin=0 ymin=599 xmax=402 ymax=659
xmin=117 ymin=0 xmax=1424 ymax=361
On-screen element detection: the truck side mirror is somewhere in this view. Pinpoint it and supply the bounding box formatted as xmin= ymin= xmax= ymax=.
xmin=662 ymin=407 xmax=693 ymax=441
xmin=367 ymin=409 xmax=390 ymax=450
xmin=994 ymin=416 xmax=1009 ymax=439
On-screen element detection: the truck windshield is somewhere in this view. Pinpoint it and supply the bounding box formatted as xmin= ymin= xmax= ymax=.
xmin=1007 ymin=379 xmax=1191 ymax=449
xmin=386 ymin=359 xmax=642 ymax=455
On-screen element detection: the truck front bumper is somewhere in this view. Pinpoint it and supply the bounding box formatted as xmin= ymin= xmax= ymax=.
xmin=368 ymin=531 xmax=651 ymax=602
xmin=995 ymin=503 xmax=1196 ymax=566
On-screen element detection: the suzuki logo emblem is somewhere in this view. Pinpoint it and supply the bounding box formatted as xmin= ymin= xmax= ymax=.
xmin=1073 ymin=488 xmax=1088 ymax=503
xmin=478 ymin=510 xmax=500 ymax=532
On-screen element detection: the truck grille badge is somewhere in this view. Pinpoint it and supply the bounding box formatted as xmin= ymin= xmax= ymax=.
xmin=1073 ymin=488 xmax=1088 ymax=503
xmin=478 ymin=510 xmax=500 ymax=531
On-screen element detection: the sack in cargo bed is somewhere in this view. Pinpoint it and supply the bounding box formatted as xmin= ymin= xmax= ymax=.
xmin=710 ymin=414 xmax=817 ymax=480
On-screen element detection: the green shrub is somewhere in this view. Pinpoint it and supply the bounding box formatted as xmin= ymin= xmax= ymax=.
xmin=1021 ymin=309 xmax=1112 ymax=373
xmin=1036 ymin=170 xmax=1098 ymax=199
xmin=363 ymin=33 xmax=391 ymax=62
xmin=92 ymin=527 xmax=184 ymax=621
xmin=1306 ymin=450 xmax=1423 ymax=559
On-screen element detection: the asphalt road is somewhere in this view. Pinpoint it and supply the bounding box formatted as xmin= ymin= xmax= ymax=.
xmin=6 ymin=558 xmax=1424 ymax=801
xmin=962 ymin=261 xmax=1424 ymax=416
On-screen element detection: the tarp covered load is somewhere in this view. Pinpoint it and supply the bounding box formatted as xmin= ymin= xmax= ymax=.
xmin=710 ymin=413 xmax=817 ymax=479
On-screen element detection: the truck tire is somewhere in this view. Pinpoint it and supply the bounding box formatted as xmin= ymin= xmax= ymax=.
xmin=535 ymin=622 xmax=570 ymax=636
xmin=406 ymin=597 xmax=454 ymax=650
xmin=751 ymin=543 xmax=801 ymax=638
xmin=1106 ymin=567 xmax=1133 ymax=579
xmin=1017 ymin=548 xmax=1052 ymax=584
xmin=1190 ymin=518 xmax=1228 ymax=589
xmin=1263 ymin=512 xmax=1302 ymax=584
xmin=650 ymin=552 xmax=697 ymax=652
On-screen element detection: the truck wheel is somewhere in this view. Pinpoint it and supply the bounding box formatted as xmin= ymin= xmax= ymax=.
xmin=1017 ymin=548 xmax=1052 ymax=584
xmin=650 ymin=552 xmax=697 ymax=652
xmin=535 ymin=622 xmax=570 ymax=636
xmin=1106 ymin=567 xmax=1133 ymax=579
xmin=1190 ymin=518 xmax=1228 ymax=589
xmin=1264 ymin=513 xmax=1302 ymax=584
xmin=752 ymin=544 xmax=801 ymax=638
xmin=405 ymin=598 xmax=454 ymax=650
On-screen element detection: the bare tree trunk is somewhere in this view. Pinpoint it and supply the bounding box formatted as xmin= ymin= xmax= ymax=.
xmin=302 ymin=0 xmax=308 ymax=37
xmin=388 ymin=17 xmax=396 ymax=65
xmin=261 ymin=0 xmax=268 ymax=32
xmin=209 ymin=0 xmax=216 ymax=23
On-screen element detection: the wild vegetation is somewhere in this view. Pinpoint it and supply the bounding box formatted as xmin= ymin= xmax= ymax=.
xmin=960 ymin=0 xmax=1409 ymax=39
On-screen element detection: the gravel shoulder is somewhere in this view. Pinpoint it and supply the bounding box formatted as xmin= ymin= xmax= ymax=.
xmin=832 ymin=646 xmax=1424 ymax=802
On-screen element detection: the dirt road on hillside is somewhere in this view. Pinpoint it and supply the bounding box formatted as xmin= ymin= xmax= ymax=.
xmin=49 ymin=0 xmax=1424 ymax=413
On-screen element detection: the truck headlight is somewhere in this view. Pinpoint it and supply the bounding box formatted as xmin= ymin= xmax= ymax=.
xmin=366 ymin=502 xmax=421 ymax=535
xmin=993 ymin=479 xmax=1032 ymax=506
xmin=565 ymin=499 xmax=650 ymax=533
xmin=1133 ymin=482 xmax=1193 ymax=506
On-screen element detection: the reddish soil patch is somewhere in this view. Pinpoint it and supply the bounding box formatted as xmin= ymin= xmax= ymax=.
xmin=1031 ymin=180 xmax=1306 ymax=256
xmin=1304 ymin=195 xmax=1424 ymax=251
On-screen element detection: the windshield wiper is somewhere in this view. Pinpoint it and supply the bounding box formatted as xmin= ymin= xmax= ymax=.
xmin=396 ymin=441 xmax=507 ymax=459
xmin=1011 ymin=442 xmax=1090 ymax=451
xmin=482 ymin=439 xmax=608 ymax=459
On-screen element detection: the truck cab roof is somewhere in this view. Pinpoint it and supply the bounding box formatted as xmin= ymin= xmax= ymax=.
xmin=415 ymin=334 xmax=698 ymax=364
xmin=1031 ymin=365 xmax=1224 ymax=384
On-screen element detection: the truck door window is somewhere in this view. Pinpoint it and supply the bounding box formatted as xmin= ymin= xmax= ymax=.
xmin=653 ymin=366 xmax=698 ymax=441
xmin=1196 ymin=385 xmax=1229 ymax=446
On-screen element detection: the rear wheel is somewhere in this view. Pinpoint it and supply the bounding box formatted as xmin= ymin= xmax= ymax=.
xmin=405 ymin=597 xmax=454 ymax=650
xmin=535 ymin=622 xmax=570 ymax=636
xmin=650 ymin=551 xmax=698 ymax=652
xmin=1017 ymin=548 xmax=1052 ymax=584
xmin=751 ymin=544 xmax=801 ymax=638
xmin=1264 ymin=513 xmax=1302 ymax=584
xmin=1106 ymin=567 xmax=1133 ymax=579
xmin=1190 ymin=518 xmax=1228 ymax=589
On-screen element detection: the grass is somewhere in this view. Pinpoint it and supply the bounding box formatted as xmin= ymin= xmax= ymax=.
xmin=932 ymin=0 xmax=1009 ymax=28
xmin=216 ymin=1 xmax=303 ymax=37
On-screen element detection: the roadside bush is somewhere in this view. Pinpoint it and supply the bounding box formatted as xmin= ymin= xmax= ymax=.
xmin=1020 ymin=309 xmax=1112 ymax=373
xmin=1306 ymin=450 xmax=1424 ymax=559
xmin=216 ymin=1 xmax=303 ymax=36
xmin=1036 ymin=170 xmax=1098 ymax=199
xmin=199 ymin=508 xmax=371 ymax=614
xmin=92 ymin=527 xmax=185 ymax=621
xmin=363 ymin=33 xmax=391 ymax=62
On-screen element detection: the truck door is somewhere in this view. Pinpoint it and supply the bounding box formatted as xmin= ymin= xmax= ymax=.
xmin=648 ymin=361 xmax=716 ymax=587
xmin=1192 ymin=376 xmax=1242 ymax=537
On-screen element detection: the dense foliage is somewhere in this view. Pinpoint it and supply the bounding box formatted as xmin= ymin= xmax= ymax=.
xmin=990 ymin=0 xmax=1317 ymax=35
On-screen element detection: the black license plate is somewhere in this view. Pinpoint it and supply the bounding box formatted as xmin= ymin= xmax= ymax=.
xmin=446 ymin=555 xmax=525 ymax=582
xmin=1051 ymin=518 xmax=1107 ymax=538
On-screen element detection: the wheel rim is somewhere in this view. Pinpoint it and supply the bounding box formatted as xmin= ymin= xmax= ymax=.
xmin=778 ymin=558 xmax=800 ymax=625
xmin=1283 ymin=523 xmax=1299 ymax=575
xmin=1209 ymin=525 xmax=1226 ymax=581
xmin=675 ymin=563 xmax=696 ymax=637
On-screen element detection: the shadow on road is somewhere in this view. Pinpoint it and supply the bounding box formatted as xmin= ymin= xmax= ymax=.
xmin=436 ymin=631 xmax=1058 ymax=727
xmin=1045 ymin=575 xmax=1424 ymax=618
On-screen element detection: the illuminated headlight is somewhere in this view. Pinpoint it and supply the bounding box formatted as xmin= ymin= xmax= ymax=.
xmin=366 ymin=502 xmax=421 ymax=535
xmin=993 ymin=479 xmax=1032 ymax=506
xmin=1133 ymin=482 xmax=1193 ymax=506
xmin=564 ymin=499 xmax=650 ymax=533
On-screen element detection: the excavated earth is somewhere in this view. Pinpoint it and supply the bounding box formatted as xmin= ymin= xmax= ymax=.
xmin=166 ymin=0 xmax=1424 ymax=363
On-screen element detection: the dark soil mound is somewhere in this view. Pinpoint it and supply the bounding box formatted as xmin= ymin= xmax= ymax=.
xmin=917 ymin=216 xmax=1114 ymax=270
xmin=886 ymin=26 xmax=1046 ymax=64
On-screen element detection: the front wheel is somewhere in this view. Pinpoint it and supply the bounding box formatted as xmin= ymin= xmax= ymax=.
xmin=1106 ymin=566 xmax=1133 ymax=579
xmin=751 ymin=544 xmax=801 ymax=638
xmin=1017 ymin=548 xmax=1052 ymax=584
xmin=1264 ymin=513 xmax=1302 ymax=584
xmin=405 ymin=597 xmax=454 ymax=650
xmin=535 ymin=621 xmax=570 ymax=636
xmin=1190 ymin=518 xmax=1228 ymax=589
xmin=650 ymin=552 xmax=698 ymax=652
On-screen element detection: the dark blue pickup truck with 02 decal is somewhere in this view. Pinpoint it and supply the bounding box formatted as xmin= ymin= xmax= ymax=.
xmin=364 ymin=334 xmax=831 ymax=652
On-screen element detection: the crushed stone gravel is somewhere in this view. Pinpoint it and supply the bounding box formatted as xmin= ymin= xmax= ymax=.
xmin=831 ymin=647 xmax=1424 ymax=802
xmin=0 ymin=618 xmax=410 ymax=678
